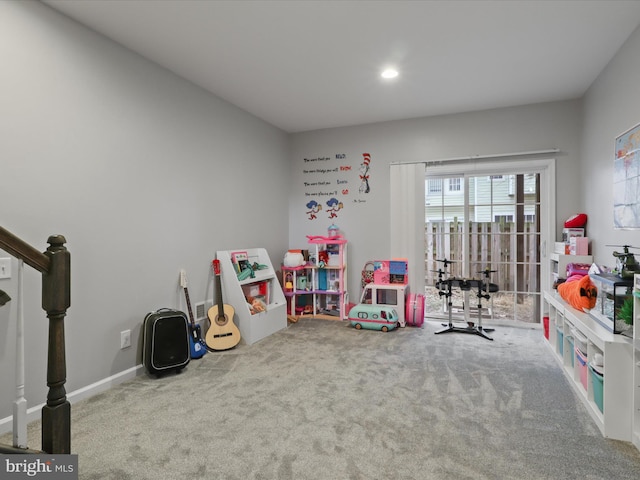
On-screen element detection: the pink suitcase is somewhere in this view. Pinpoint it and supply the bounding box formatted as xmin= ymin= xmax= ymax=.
xmin=405 ymin=293 xmax=425 ymax=327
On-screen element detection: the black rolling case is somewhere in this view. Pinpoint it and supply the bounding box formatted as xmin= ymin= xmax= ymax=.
xmin=142 ymin=308 xmax=190 ymax=376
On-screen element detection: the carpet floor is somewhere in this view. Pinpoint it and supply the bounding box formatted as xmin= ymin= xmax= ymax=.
xmin=3 ymin=318 xmax=640 ymax=479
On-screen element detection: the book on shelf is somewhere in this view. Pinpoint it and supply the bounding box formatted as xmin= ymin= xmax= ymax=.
xmin=231 ymin=251 xmax=250 ymax=274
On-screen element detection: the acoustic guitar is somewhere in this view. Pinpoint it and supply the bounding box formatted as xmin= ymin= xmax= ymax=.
xmin=180 ymin=270 xmax=207 ymax=359
xmin=205 ymin=259 xmax=241 ymax=350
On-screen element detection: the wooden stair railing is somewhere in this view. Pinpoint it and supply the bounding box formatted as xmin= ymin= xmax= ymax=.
xmin=0 ymin=226 xmax=71 ymax=454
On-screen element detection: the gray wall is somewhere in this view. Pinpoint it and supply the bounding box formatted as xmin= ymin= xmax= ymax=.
xmin=581 ymin=24 xmax=640 ymax=261
xmin=0 ymin=1 xmax=289 ymax=419
xmin=290 ymin=101 xmax=583 ymax=298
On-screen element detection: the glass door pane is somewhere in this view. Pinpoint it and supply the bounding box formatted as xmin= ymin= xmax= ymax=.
xmin=425 ymin=172 xmax=541 ymax=324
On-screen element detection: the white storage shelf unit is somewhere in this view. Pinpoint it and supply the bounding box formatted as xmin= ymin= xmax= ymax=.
xmin=543 ymin=290 xmax=633 ymax=441
xmin=633 ymin=274 xmax=640 ymax=450
xmin=217 ymin=248 xmax=287 ymax=345
xmin=549 ymin=253 xmax=592 ymax=283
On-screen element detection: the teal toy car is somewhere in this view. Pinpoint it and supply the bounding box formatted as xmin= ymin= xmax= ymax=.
xmin=348 ymin=304 xmax=399 ymax=332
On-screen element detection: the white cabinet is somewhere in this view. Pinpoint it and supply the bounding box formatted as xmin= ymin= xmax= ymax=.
xmin=550 ymin=253 xmax=592 ymax=284
xmin=216 ymin=248 xmax=287 ymax=345
xmin=543 ymin=290 xmax=634 ymax=442
xmin=632 ymin=274 xmax=640 ymax=450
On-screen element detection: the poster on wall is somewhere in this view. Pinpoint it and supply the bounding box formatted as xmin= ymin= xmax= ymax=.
xmin=302 ymin=152 xmax=373 ymax=221
xmin=614 ymin=122 xmax=640 ymax=229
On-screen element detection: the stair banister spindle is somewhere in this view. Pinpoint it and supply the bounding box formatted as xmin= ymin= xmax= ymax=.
xmin=0 ymin=227 xmax=71 ymax=455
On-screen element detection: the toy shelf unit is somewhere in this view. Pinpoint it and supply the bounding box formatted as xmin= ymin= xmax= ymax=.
xmin=632 ymin=274 xmax=640 ymax=451
xmin=543 ymin=290 xmax=633 ymax=442
xmin=550 ymin=253 xmax=592 ymax=285
xmin=282 ymin=265 xmax=313 ymax=317
xmin=589 ymin=272 xmax=634 ymax=336
xmin=283 ymin=236 xmax=348 ymax=320
xmin=216 ymin=248 xmax=287 ymax=345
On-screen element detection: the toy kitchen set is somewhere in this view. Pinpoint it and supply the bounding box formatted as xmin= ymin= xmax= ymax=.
xmin=589 ymin=245 xmax=639 ymax=335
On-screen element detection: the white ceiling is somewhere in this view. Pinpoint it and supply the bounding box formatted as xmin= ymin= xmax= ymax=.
xmin=43 ymin=0 xmax=640 ymax=133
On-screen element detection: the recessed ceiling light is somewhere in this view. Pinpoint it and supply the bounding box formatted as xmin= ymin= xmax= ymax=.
xmin=381 ymin=68 xmax=399 ymax=79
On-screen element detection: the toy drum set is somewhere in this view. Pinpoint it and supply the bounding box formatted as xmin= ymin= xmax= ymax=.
xmin=433 ymin=258 xmax=499 ymax=341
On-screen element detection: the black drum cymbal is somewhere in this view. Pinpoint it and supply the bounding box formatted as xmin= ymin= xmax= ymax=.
xmin=436 ymin=258 xmax=458 ymax=264
xmin=478 ymin=268 xmax=497 ymax=278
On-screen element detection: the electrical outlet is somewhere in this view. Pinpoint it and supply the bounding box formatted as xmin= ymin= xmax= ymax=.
xmin=120 ymin=330 xmax=131 ymax=349
xmin=0 ymin=258 xmax=11 ymax=279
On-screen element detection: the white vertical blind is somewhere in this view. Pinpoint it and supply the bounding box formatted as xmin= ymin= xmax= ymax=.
xmin=390 ymin=163 xmax=425 ymax=296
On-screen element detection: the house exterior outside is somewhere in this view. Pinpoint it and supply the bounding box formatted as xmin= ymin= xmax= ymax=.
xmin=425 ymin=174 xmax=538 ymax=223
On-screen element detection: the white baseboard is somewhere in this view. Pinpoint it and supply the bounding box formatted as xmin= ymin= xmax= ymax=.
xmin=0 ymin=364 xmax=144 ymax=436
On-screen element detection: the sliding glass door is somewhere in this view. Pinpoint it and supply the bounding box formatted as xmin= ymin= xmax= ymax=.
xmin=425 ymin=169 xmax=545 ymax=324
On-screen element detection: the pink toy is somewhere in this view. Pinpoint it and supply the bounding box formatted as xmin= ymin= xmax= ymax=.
xmin=405 ymin=293 xmax=425 ymax=327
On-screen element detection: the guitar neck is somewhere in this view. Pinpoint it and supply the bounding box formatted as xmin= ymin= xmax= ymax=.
xmin=212 ymin=259 xmax=227 ymax=320
xmin=215 ymin=273 xmax=224 ymax=319
xmin=183 ymin=287 xmax=197 ymax=327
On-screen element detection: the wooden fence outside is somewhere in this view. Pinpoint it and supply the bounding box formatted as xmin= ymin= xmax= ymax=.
xmin=425 ymin=221 xmax=540 ymax=293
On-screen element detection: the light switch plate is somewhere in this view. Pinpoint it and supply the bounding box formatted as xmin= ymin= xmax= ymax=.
xmin=0 ymin=258 xmax=11 ymax=279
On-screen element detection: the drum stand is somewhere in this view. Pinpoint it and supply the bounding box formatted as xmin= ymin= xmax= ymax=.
xmin=434 ymin=268 xmax=496 ymax=341
xmin=467 ymin=273 xmax=495 ymax=340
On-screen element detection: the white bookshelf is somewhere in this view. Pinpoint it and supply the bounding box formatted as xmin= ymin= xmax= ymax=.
xmin=543 ymin=290 xmax=634 ymax=442
xmin=632 ymin=274 xmax=640 ymax=450
xmin=216 ymin=248 xmax=287 ymax=345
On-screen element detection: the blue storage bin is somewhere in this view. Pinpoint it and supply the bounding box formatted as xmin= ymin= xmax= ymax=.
xmin=566 ymin=335 xmax=574 ymax=367
xmin=589 ymin=364 xmax=604 ymax=413
xmin=556 ymin=326 xmax=564 ymax=355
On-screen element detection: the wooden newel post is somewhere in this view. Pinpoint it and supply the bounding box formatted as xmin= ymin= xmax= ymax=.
xmin=41 ymin=235 xmax=71 ymax=454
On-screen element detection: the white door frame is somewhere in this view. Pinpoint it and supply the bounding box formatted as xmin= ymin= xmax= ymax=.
xmin=425 ymin=158 xmax=556 ymax=317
